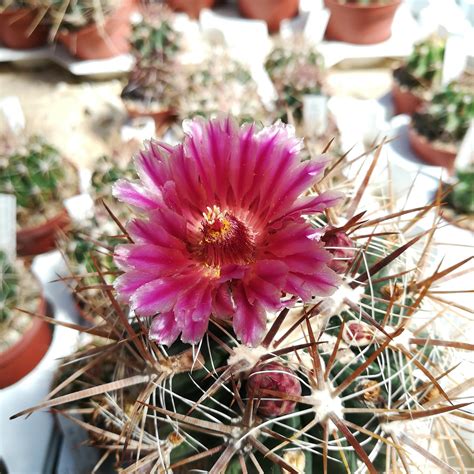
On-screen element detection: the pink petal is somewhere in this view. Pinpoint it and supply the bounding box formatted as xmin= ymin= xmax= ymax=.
xmin=233 ymin=283 xmax=266 ymax=347
xmin=113 ymin=271 xmax=158 ymax=302
xmin=127 ymin=218 xmax=186 ymax=250
xmin=285 ymin=269 xmax=340 ymax=301
xmin=212 ymin=284 xmax=235 ymax=319
xmin=113 ymin=179 xmax=162 ymax=210
xmin=149 ymin=311 xmax=180 ymax=346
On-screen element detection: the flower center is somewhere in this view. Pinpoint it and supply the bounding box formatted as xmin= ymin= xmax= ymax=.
xmin=196 ymin=205 xmax=256 ymax=267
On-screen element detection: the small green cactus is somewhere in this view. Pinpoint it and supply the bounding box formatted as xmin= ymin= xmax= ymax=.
xmin=265 ymin=36 xmax=325 ymax=123
xmin=0 ymin=136 xmax=78 ymax=228
xmin=394 ymin=36 xmax=446 ymax=93
xmin=448 ymin=167 xmax=474 ymax=215
xmin=412 ymin=81 xmax=474 ymax=145
xmin=178 ymin=52 xmax=265 ymax=123
xmin=0 ymin=251 xmax=18 ymax=325
xmin=130 ymin=4 xmax=181 ymax=66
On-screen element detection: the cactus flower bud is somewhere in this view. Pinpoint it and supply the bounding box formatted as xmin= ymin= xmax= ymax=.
xmin=322 ymin=228 xmax=356 ymax=274
xmin=247 ymin=362 xmax=301 ymax=417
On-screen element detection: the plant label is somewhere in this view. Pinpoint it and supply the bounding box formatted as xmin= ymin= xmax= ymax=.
xmin=441 ymin=35 xmax=468 ymax=85
xmin=303 ymin=95 xmax=328 ymax=137
xmin=0 ymin=194 xmax=16 ymax=262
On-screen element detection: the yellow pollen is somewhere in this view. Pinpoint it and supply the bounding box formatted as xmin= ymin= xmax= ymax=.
xmin=202 ymin=205 xmax=232 ymax=243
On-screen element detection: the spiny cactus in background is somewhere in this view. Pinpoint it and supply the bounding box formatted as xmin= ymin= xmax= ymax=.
xmin=412 ymin=81 xmax=474 ymax=146
xmin=0 ymin=251 xmax=17 ymax=325
xmin=0 ymin=251 xmax=43 ymax=351
xmin=265 ymin=35 xmax=325 ymax=123
xmin=447 ymin=167 xmax=474 ymax=215
xmin=47 ymin=0 xmax=121 ymax=36
xmin=17 ymin=118 xmax=473 ymax=473
xmin=122 ymin=5 xmax=182 ymax=113
xmin=130 ymin=4 xmax=181 ymax=65
xmin=393 ymin=35 xmax=445 ymax=95
xmin=0 ymin=136 xmax=77 ymax=227
xmin=178 ymin=51 xmax=265 ymax=122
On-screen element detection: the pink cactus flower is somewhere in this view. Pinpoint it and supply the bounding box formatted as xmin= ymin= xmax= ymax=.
xmin=247 ymin=362 xmax=301 ymax=417
xmin=113 ymin=116 xmax=342 ymax=346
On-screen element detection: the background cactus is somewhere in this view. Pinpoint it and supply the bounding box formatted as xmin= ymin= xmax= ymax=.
xmin=0 ymin=136 xmax=78 ymax=228
xmin=19 ymin=138 xmax=473 ymax=474
xmin=393 ymin=35 xmax=445 ymax=95
xmin=447 ymin=167 xmax=474 ymax=215
xmin=412 ymin=81 xmax=474 ymax=146
xmin=265 ymin=36 xmax=325 ymax=123
xmin=0 ymin=251 xmax=43 ymax=352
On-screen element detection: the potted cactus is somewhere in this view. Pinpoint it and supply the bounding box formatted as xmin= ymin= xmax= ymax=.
xmin=122 ymin=5 xmax=182 ymax=131
xmin=0 ymin=0 xmax=49 ymax=49
xmin=392 ymin=36 xmax=446 ymax=116
xmin=409 ymin=81 xmax=474 ymax=170
xmin=442 ymin=166 xmax=474 ymax=230
xmin=48 ymin=0 xmax=133 ymax=60
xmin=15 ymin=116 xmax=472 ymax=473
xmin=166 ymin=0 xmax=215 ymax=19
xmin=0 ymin=136 xmax=79 ymax=257
xmin=238 ymin=0 xmax=300 ymax=32
xmin=0 ymin=251 xmax=53 ymax=388
xmin=265 ymin=35 xmax=326 ymax=123
xmin=324 ymin=0 xmax=401 ymax=45
xmin=178 ymin=51 xmax=265 ymax=123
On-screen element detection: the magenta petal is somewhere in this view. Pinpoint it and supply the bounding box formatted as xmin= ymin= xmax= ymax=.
xmin=212 ymin=284 xmax=234 ymax=319
xmin=127 ymin=219 xmax=186 ymax=250
xmin=131 ymin=275 xmax=193 ymax=316
xmin=285 ymin=269 xmax=340 ymax=301
xmin=233 ymin=283 xmax=266 ymax=347
xmin=113 ymin=271 xmax=158 ymax=302
xmin=149 ymin=312 xmax=180 ymax=346
xmin=113 ymin=179 xmax=162 ymax=210
xmin=278 ymin=190 xmax=344 ymax=221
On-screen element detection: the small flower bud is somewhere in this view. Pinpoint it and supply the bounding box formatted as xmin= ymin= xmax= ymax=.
xmin=322 ymin=229 xmax=356 ymax=274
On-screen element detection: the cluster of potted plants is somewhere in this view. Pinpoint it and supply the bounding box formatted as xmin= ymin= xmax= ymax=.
xmin=121 ymin=5 xmax=183 ymax=131
xmin=408 ymin=79 xmax=474 ymax=170
xmin=324 ymin=0 xmax=401 ymax=44
xmin=0 ymin=251 xmax=52 ymax=388
xmin=392 ymin=35 xmax=446 ymax=115
xmin=0 ymin=0 xmax=134 ymax=59
xmin=0 ymin=136 xmax=79 ymax=257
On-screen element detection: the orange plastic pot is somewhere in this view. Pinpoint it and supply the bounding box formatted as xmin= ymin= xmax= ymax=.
xmin=408 ymin=125 xmax=457 ymax=172
xmin=324 ymin=0 xmax=400 ymax=45
xmin=57 ymin=0 xmax=133 ymax=60
xmin=0 ymin=298 xmax=53 ymax=389
xmin=16 ymin=209 xmax=71 ymax=257
xmin=238 ymin=0 xmax=299 ymax=32
xmin=0 ymin=8 xmax=48 ymax=49
xmin=392 ymin=81 xmax=424 ymax=116
xmin=166 ymin=0 xmax=215 ymax=19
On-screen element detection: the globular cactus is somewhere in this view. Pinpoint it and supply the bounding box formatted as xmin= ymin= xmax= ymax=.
xmin=130 ymin=4 xmax=181 ymax=66
xmin=412 ymin=81 xmax=474 ymax=146
xmin=178 ymin=52 xmax=265 ymax=123
xmin=0 ymin=136 xmax=77 ymax=227
xmin=447 ymin=167 xmax=474 ymax=215
xmin=393 ymin=35 xmax=445 ymax=94
xmin=17 ymin=117 xmax=472 ymax=474
xmin=0 ymin=251 xmax=18 ymax=325
xmin=265 ymin=35 xmax=325 ymax=123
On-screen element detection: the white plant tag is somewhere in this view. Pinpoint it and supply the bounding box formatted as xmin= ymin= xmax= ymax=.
xmin=63 ymin=194 xmax=94 ymax=223
xmin=0 ymin=96 xmax=25 ymax=135
xmin=0 ymin=194 xmax=17 ymax=262
xmin=303 ymin=95 xmax=328 ymax=137
xmin=121 ymin=117 xmax=156 ymax=143
xmin=455 ymin=120 xmax=474 ymax=171
xmin=441 ymin=35 xmax=468 ymax=85
xmin=303 ymin=6 xmax=330 ymax=44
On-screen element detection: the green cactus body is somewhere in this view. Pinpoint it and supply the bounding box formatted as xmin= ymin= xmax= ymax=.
xmin=265 ymin=36 xmax=325 ymax=123
xmin=0 ymin=136 xmax=77 ymax=228
xmin=394 ymin=36 xmax=445 ymax=96
xmin=448 ymin=167 xmax=474 ymax=215
xmin=413 ymin=81 xmax=474 ymax=147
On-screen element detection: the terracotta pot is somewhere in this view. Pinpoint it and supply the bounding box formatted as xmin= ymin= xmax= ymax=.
xmin=0 ymin=298 xmax=53 ymax=389
xmin=238 ymin=0 xmax=299 ymax=32
xmin=166 ymin=0 xmax=215 ymax=19
xmin=392 ymin=82 xmax=424 ymax=116
xmin=408 ymin=126 xmax=457 ymax=171
xmin=324 ymin=0 xmax=401 ymax=45
xmin=57 ymin=0 xmax=133 ymax=60
xmin=0 ymin=8 xmax=48 ymax=49
xmin=124 ymin=101 xmax=174 ymax=133
xmin=17 ymin=209 xmax=71 ymax=257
